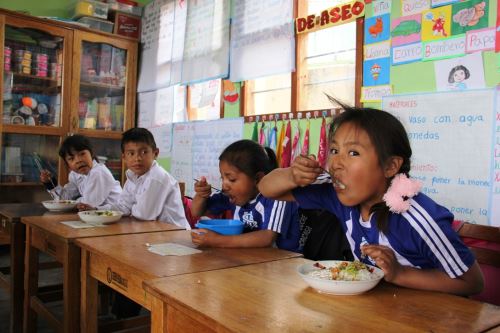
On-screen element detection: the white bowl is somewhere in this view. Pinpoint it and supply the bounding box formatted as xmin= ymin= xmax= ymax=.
xmin=42 ymin=200 xmax=78 ymax=212
xmin=78 ymin=210 xmax=123 ymax=224
xmin=297 ymin=260 xmax=384 ymax=295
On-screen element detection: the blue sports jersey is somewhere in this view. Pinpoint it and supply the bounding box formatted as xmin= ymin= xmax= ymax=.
xmin=206 ymin=192 xmax=301 ymax=252
xmin=293 ymin=183 xmax=475 ymax=278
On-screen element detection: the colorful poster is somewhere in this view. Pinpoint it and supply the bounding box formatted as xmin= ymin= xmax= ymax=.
xmin=465 ymin=27 xmax=495 ymax=53
xmin=422 ymin=6 xmax=452 ymax=41
xmin=392 ymin=42 xmax=423 ymax=65
xmin=222 ymin=80 xmax=240 ymax=117
xmin=363 ymin=57 xmax=391 ymax=86
xmin=422 ymin=35 xmax=465 ymax=61
xmin=391 ymin=14 xmax=422 ymax=46
xmin=434 ymin=52 xmax=485 ymax=91
xmin=496 ymin=0 xmax=500 ymax=52
xmin=431 ymin=0 xmax=459 ymax=7
xmin=364 ymin=14 xmax=391 ymax=45
xmin=451 ymin=0 xmax=488 ymax=36
xmin=372 ymin=0 xmax=391 ymax=16
xmin=364 ymin=41 xmax=391 ymax=60
xmin=401 ymin=0 xmax=430 ymax=16
xmin=361 ymin=84 xmax=392 ymax=102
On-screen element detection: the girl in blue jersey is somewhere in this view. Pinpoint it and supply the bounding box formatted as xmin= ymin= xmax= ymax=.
xmin=191 ymin=139 xmax=301 ymax=252
xmin=258 ymin=103 xmax=484 ymax=295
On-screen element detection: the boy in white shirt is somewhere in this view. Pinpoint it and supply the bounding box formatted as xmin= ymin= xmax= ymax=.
xmin=40 ymin=134 xmax=122 ymax=210
xmin=114 ymin=128 xmax=190 ymax=229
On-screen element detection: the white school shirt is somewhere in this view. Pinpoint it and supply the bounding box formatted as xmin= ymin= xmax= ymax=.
xmin=114 ymin=161 xmax=190 ymax=229
xmin=50 ymin=161 xmax=122 ymax=210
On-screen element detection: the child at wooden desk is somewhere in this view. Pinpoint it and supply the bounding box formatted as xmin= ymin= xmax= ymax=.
xmin=191 ymin=139 xmax=301 ymax=252
xmin=258 ymin=101 xmax=484 ymax=296
xmin=112 ymin=127 xmax=190 ymax=229
xmin=39 ymin=134 xmax=122 ymax=210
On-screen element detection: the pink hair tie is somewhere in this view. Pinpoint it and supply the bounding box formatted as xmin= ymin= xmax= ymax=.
xmin=383 ymin=174 xmax=422 ymax=214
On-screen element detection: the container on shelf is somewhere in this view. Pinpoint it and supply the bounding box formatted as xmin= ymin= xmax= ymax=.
xmin=77 ymin=16 xmax=114 ymax=33
xmin=106 ymin=0 xmax=142 ymax=16
xmin=110 ymin=11 xmax=141 ymax=39
xmin=73 ymin=0 xmax=109 ymax=19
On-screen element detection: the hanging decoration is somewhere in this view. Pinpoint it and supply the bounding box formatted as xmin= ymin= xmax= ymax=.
xmin=317 ymin=116 xmax=328 ymax=168
xmin=280 ymin=120 xmax=292 ymax=168
xmin=291 ymin=119 xmax=301 ymax=162
xmin=301 ymin=118 xmax=310 ymax=156
xmin=276 ymin=119 xmax=286 ymax=164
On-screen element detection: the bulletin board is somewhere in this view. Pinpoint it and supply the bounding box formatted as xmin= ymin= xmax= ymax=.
xmin=170 ymin=118 xmax=244 ymax=197
xmin=383 ymin=89 xmax=497 ymax=226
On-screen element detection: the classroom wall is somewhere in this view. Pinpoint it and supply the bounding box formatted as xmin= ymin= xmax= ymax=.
xmin=364 ymin=0 xmax=500 ymax=109
xmin=0 ymin=0 xmax=151 ymax=18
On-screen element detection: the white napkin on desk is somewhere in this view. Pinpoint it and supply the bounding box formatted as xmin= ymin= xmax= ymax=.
xmin=146 ymin=243 xmax=202 ymax=256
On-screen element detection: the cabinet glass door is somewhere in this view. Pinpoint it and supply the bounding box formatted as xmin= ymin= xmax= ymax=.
xmin=87 ymin=137 xmax=123 ymax=181
xmin=2 ymin=25 xmax=64 ymax=127
xmin=77 ymin=41 xmax=127 ymax=132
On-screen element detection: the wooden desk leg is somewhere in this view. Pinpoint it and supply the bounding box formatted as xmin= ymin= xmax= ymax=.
xmin=10 ymin=222 xmax=25 ymax=333
xmin=23 ymin=226 xmax=39 ymax=333
xmin=63 ymin=243 xmax=81 ymax=332
xmin=151 ymin=296 xmax=167 ymax=333
xmin=80 ymin=249 xmax=98 ymax=333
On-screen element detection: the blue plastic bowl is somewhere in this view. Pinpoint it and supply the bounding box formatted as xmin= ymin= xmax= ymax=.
xmin=195 ymin=219 xmax=244 ymax=235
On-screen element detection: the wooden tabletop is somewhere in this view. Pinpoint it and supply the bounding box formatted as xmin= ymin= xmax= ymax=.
xmin=21 ymin=214 xmax=184 ymax=240
xmin=0 ymin=203 xmax=49 ymax=220
xmin=144 ymin=257 xmax=500 ymax=333
xmin=76 ymin=230 xmax=302 ymax=281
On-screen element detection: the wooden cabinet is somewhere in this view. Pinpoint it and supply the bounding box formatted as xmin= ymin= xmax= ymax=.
xmin=0 ymin=9 xmax=137 ymax=200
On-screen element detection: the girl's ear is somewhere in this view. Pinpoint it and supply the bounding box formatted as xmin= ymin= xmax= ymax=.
xmin=384 ymin=156 xmax=403 ymax=178
xmin=255 ymin=171 xmax=266 ymax=183
xmin=153 ymin=148 xmax=159 ymax=159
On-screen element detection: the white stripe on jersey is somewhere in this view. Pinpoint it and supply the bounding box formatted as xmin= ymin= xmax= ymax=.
xmin=410 ymin=200 xmax=468 ymax=274
xmin=269 ymin=201 xmax=285 ymax=232
xmin=403 ymin=211 xmax=456 ymax=277
xmin=378 ymin=233 xmax=417 ymax=267
xmin=255 ymin=202 xmax=265 ymax=221
xmin=233 ymin=206 xmax=240 ymax=220
xmin=345 ymin=213 xmax=359 ymax=260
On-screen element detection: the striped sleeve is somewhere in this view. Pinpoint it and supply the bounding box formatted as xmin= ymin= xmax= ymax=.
xmin=403 ymin=199 xmax=474 ymax=278
xmin=262 ymin=199 xmax=286 ymax=233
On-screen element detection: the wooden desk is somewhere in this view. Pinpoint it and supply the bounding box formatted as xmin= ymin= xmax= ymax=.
xmin=76 ymin=230 xmax=302 ymax=332
xmin=144 ymin=257 xmax=500 ymax=333
xmin=22 ymin=214 xmax=183 ymax=333
xmin=0 ymin=203 xmax=53 ymax=333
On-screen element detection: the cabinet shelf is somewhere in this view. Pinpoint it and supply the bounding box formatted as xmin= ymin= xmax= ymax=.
xmin=9 ymin=72 xmax=59 ymax=83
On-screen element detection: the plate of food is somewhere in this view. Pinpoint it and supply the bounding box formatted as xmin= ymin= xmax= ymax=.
xmin=42 ymin=200 xmax=78 ymax=212
xmin=78 ymin=210 xmax=123 ymax=224
xmin=297 ymin=260 xmax=384 ymax=295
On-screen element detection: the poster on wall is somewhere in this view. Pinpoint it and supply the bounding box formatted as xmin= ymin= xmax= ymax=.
xmin=383 ymin=89 xmax=496 ymax=226
xmin=451 ymin=0 xmax=488 ymax=36
xmin=422 ymin=6 xmax=452 ymax=41
xmin=401 ymin=0 xmax=430 ymax=16
xmin=391 ymin=14 xmax=422 ymax=47
xmin=363 ymin=57 xmax=391 ymax=86
xmin=434 ymin=52 xmax=486 ymax=91
xmin=492 ymin=86 xmax=500 ymax=226
xmin=364 ymin=14 xmax=391 ymax=45
xmin=372 ymin=0 xmax=391 ymax=16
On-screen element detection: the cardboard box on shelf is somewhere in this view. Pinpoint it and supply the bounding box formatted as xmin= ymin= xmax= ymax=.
xmin=110 ymin=11 xmax=141 ymax=39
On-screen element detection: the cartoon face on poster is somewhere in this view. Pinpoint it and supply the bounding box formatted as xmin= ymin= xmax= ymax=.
xmin=451 ymin=0 xmax=488 ymax=35
xmin=433 ymin=52 xmax=485 ymax=91
xmin=363 ymin=57 xmax=390 ymax=86
xmin=391 ymin=14 xmax=422 ymax=46
xmin=364 ymin=14 xmax=391 ymax=45
xmin=422 ymin=6 xmax=452 ymax=41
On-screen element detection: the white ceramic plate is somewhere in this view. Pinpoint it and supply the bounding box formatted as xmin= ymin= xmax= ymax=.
xmin=297 ymin=260 xmax=384 ymax=295
xmin=78 ymin=210 xmax=123 ymax=224
xmin=42 ymin=200 xmax=78 ymax=212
